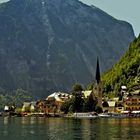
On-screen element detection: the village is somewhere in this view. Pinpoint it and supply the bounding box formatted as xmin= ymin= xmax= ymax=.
xmin=1 ymin=60 xmax=140 ymax=118
xmin=1 ymin=86 xmax=140 ymax=118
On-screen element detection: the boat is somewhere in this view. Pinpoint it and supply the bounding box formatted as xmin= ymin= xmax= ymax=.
xmin=111 ymin=113 xmax=125 ymax=118
xmin=98 ymin=113 xmax=110 ymax=118
xmin=69 ymin=112 xmax=98 ymax=118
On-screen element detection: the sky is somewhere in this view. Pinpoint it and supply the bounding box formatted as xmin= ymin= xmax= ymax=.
xmin=81 ymin=0 xmax=140 ymax=36
xmin=0 ymin=0 xmax=139 ymax=36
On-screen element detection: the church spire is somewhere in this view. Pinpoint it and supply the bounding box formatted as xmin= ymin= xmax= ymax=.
xmin=96 ymin=57 xmax=101 ymax=84
xmin=92 ymin=57 xmax=103 ymax=112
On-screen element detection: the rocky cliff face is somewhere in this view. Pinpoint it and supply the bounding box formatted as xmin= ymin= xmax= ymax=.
xmin=0 ymin=0 xmax=134 ymax=97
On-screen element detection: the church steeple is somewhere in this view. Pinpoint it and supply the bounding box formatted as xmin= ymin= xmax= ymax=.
xmin=94 ymin=57 xmax=103 ymax=111
xmin=96 ymin=58 xmax=101 ymax=84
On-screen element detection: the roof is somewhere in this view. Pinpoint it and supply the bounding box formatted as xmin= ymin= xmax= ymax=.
xmin=23 ymin=102 xmax=31 ymax=107
xmin=31 ymin=101 xmax=36 ymax=106
xmin=4 ymin=106 xmax=9 ymax=111
xmin=126 ymin=94 xmax=140 ymax=99
xmin=107 ymin=101 xmax=116 ymax=107
xmin=121 ymin=86 xmax=127 ymax=90
xmin=130 ymin=90 xmax=140 ymax=95
xmin=46 ymin=92 xmax=70 ymax=102
xmin=112 ymin=98 xmax=119 ymax=102
xmin=82 ymin=90 xmax=92 ymax=98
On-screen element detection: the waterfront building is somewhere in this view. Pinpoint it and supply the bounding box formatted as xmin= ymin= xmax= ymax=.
xmin=36 ymin=100 xmax=49 ymax=113
xmin=4 ymin=106 xmax=9 ymax=112
xmin=46 ymin=92 xmax=70 ymax=102
xmin=46 ymin=92 xmax=71 ymax=113
xmin=124 ymin=91 xmax=140 ymax=111
xmin=22 ymin=102 xmax=31 ymax=112
xmin=30 ymin=102 xmax=36 ymax=112
xmin=21 ymin=102 xmax=36 ymax=112
xmin=35 ymin=92 xmax=70 ymax=114
xmin=102 ymin=100 xmax=116 ymax=113
xmin=115 ymin=101 xmax=124 ymax=113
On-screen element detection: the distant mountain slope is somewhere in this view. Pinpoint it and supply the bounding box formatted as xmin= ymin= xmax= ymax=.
xmin=0 ymin=0 xmax=134 ymax=97
xmin=102 ymin=35 xmax=140 ymax=95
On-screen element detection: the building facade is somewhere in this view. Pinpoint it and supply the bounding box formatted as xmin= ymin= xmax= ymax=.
xmin=124 ymin=94 xmax=140 ymax=111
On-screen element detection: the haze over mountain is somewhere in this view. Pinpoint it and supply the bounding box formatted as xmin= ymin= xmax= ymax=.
xmin=0 ymin=0 xmax=134 ymax=97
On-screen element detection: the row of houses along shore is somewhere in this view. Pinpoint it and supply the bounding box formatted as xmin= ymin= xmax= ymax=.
xmin=1 ymin=59 xmax=140 ymax=118
xmin=1 ymin=87 xmax=140 ymax=118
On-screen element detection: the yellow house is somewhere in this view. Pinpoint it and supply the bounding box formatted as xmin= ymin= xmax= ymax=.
xmin=22 ymin=102 xmax=36 ymax=112
xmin=115 ymin=101 xmax=124 ymax=113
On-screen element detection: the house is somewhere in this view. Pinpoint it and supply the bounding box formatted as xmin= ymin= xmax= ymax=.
xmin=115 ymin=101 xmax=124 ymax=113
xmin=36 ymin=92 xmax=70 ymax=114
xmin=124 ymin=92 xmax=140 ymax=111
xmin=46 ymin=92 xmax=70 ymax=102
xmin=36 ymin=100 xmax=49 ymax=113
xmin=82 ymin=90 xmax=92 ymax=98
xmin=21 ymin=102 xmax=36 ymax=112
xmin=22 ymin=102 xmax=31 ymax=112
xmin=102 ymin=100 xmax=116 ymax=113
xmin=4 ymin=106 xmax=9 ymax=112
xmin=46 ymin=92 xmax=70 ymax=113
xmin=30 ymin=102 xmax=36 ymax=112
xmin=121 ymin=86 xmax=127 ymax=91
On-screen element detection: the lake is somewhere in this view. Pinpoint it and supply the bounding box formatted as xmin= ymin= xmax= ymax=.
xmin=0 ymin=117 xmax=140 ymax=140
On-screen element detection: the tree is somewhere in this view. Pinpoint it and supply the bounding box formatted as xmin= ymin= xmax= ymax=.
xmin=12 ymin=88 xmax=32 ymax=107
xmin=0 ymin=88 xmax=32 ymax=112
xmin=60 ymin=98 xmax=74 ymax=114
xmin=83 ymin=94 xmax=97 ymax=112
xmin=73 ymin=91 xmax=84 ymax=112
xmin=95 ymin=106 xmax=103 ymax=114
xmin=72 ymin=84 xmax=83 ymax=93
xmin=0 ymin=94 xmax=7 ymax=111
xmin=61 ymin=84 xmax=85 ymax=113
xmin=86 ymin=82 xmax=94 ymax=90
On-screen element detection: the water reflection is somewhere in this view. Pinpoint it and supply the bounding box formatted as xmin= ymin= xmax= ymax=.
xmin=0 ymin=117 xmax=140 ymax=140
xmin=3 ymin=117 xmax=9 ymax=125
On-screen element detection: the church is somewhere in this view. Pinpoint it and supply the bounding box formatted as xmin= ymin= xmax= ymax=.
xmin=92 ymin=58 xmax=103 ymax=110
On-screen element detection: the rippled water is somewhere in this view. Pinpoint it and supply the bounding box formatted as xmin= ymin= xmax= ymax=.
xmin=0 ymin=117 xmax=140 ymax=140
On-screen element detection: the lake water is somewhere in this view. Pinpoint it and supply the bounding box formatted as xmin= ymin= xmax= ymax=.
xmin=0 ymin=117 xmax=140 ymax=140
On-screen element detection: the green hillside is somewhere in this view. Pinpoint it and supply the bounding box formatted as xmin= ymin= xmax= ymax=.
xmin=102 ymin=34 xmax=140 ymax=96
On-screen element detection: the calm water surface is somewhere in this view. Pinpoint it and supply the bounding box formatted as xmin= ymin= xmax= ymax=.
xmin=0 ymin=117 xmax=140 ymax=140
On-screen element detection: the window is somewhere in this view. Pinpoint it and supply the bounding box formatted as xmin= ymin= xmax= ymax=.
xmin=126 ymin=107 xmax=130 ymax=110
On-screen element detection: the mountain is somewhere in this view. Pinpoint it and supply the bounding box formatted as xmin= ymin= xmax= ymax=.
xmin=0 ymin=0 xmax=134 ymax=97
xmin=102 ymin=35 xmax=140 ymax=95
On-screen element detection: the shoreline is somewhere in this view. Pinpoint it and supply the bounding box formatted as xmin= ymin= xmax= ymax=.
xmin=1 ymin=112 xmax=140 ymax=118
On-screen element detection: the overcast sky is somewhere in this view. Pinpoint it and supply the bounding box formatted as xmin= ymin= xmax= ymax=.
xmin=0 ymin=0 xmax=139 ymax=36
xmin=81 ymin=0 xmax=140 ymax=36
